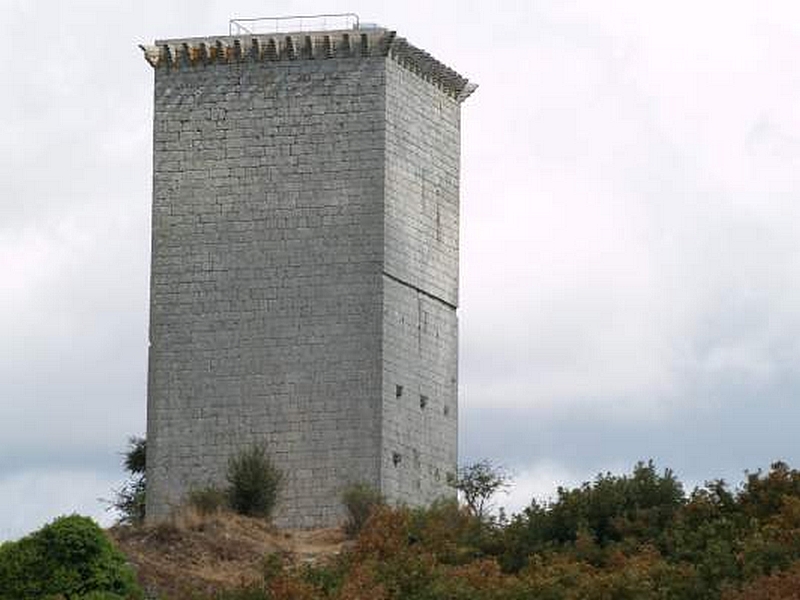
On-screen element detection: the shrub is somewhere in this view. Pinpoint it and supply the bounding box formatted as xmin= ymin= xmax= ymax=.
xmin=722 ymin=559 xmax=800 ymax=600
xmin=0 ymin=514 xmax=142 ymax=600
xmin=188 ymin=486 xmax=229 ymax=515
xmin=298 ymin=559 xmax=348 ymax=597
xmin=342 ymin=483 xmax=385 ymax=537
xmin=409 ymin=498 xmax=496 ymax=565
xmin=226 ymin=445 xmax=283 ymax=519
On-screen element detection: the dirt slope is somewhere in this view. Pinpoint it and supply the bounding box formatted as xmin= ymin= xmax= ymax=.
xmin=110 ymin=511 xmax=348 ymax=598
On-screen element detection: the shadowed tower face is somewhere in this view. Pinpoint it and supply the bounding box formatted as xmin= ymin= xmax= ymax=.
xmin=142 ymin=25 xmax=475 ymax=528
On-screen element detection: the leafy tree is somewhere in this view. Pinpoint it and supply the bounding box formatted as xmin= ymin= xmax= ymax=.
xmin=501 ymin=461 xmax=684 ymax=572
xmin=123 ymin=437 xmax=146 ymax=476
xmin=450 ymin=460 xmax=512 ymax=520
xmin=722 ymin=559 xmax=800 ymax=600
xmin=739 ymin=461 xmax=800 ymax=520
xmin=0 ymin=515 xmax=142 ymax=600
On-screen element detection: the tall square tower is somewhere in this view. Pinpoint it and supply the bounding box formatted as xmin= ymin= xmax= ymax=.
xmin=142 ymin=23 xmax=475 ymax=527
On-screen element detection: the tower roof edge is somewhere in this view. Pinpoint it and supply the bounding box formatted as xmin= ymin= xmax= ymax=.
xmin=139 ymin=27 xmax=475 ymax=102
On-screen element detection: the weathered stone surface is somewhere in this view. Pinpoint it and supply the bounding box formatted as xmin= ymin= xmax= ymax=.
xmin=144 ymin=27 xmax=472 ymax=528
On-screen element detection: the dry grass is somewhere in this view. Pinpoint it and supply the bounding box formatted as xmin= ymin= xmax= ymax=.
xmin=109 ymin=508 xmax=348 ymax=599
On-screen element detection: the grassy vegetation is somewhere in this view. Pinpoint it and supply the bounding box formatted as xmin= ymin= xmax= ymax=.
xmin=115 ymin=440 xmax=284 ymax=525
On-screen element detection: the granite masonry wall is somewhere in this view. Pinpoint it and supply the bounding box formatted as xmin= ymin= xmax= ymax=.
xmin=143 ymin=29 xmax=473 ymax=527
xmin=380 ymin=57 xmax=461 ymax=504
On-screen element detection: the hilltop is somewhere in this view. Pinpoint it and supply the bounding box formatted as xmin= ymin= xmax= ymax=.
xmin=109 ymin=511 xmax=348 ymax=598
xmin=7 ymin=461 xmax=800 ymax=599
xmin=103 ymin=461 xmax=800 ymax=600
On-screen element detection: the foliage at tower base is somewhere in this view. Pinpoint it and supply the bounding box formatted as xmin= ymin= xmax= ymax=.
xmin=113 ymin=436 xmax=146 ymax=526
xmin=210 ymin=460 xmax=800 ymax=600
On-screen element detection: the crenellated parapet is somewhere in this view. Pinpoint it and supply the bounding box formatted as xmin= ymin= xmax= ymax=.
xmin=140 ymin=27 xmax=476 ymax=102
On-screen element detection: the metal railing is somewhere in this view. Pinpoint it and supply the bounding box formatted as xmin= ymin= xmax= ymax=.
xmin=229 ymin=13 xmax=360 ymax=36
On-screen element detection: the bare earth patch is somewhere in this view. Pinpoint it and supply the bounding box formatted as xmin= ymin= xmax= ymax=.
xmin=109 ymin=510 xmax=349 ymax=598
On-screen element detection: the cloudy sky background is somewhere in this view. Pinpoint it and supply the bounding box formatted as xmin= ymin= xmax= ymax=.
xmin=3 ymin=0 xmax=800 ymax=539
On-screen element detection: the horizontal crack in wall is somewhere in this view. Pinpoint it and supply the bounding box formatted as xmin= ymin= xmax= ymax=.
xmin=382 ymin=270 xmax=457 ymax=310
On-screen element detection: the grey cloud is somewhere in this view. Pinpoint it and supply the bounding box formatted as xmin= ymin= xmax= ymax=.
xmin=460 ymin=373 xmax=800 ymax=493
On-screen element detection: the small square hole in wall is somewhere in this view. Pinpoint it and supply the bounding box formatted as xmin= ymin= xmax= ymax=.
xmin=443 ymin=405 xmax=450 ymax=417
xmin=395 ymin=385 xmax=403 ymax=398
xmin=392 ymin=452 xmax=402 ymax=467
xmin=419 ymin=395 xmax=428 ymax=409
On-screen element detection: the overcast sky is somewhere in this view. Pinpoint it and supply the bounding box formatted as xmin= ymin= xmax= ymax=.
xmin=3 ymin=0 xmax=800 ymax=540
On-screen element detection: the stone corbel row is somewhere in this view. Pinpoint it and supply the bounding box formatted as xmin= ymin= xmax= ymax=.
xmin=140 ymin=29 xmax=476 ymax=102
xmin=387 ymin=37 xmax=477 ymax=102
xmin=140 ymin=31 xmax=384 ymax=70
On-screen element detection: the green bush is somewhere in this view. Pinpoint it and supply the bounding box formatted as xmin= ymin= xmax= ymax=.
xmin=226 ymin=445 xmax=283 ymax=519
xmin=409 ymin=498 xmax=497 ymax=565
xmin=76 ymin=592 xmax=128 ymax=600
xmin=297 ymin=559 xmax=348 ymax=597
xmin=188 ymin=486 xmax=229 ymax=515
xmin=342 ymin=483 xmax=385 ymax=537
xmin=113 ymin=436 xmax=146 ymax=526
xmin=0 ymin=514 xmax=142 ymax=600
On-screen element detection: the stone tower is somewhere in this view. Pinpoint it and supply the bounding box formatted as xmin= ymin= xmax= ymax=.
xmin=141 ymin=22 xmax=475 ymax=527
